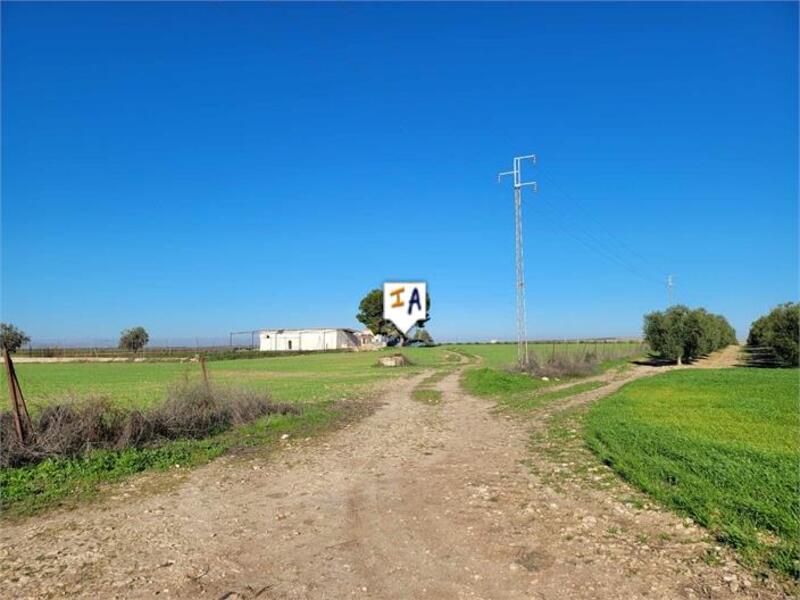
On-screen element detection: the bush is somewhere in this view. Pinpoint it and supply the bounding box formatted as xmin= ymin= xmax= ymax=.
xmin=523 ymin=353 xmax=600 ymax=378
xmin=747 ymin=303 xmax=799 ymax=366
xmin=0 ymin=383 xmax=298 ymax=468
xmin=643 ymin=305 xmax=736 ymax=364
xmin=521 ymin=343 xmax=644 ymax=378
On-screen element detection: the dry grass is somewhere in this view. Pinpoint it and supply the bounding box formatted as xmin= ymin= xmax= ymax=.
xmin=0 ymin=383 xmax=298 ymax=468
xmin=522 ymin=352 xmax=602 ymax=378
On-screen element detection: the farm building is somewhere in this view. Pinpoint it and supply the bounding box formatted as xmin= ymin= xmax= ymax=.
xmin=258 ymin=328 xmax=376 ymax=352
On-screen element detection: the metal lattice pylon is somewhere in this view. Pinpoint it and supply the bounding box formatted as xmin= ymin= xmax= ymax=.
xmin=499 ymin=155 xmax=538 ymax=368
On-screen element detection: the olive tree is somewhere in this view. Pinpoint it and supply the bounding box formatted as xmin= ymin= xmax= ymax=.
xmin=644 ymin=305 xmax=735 ymax=364
xmin=0 ymin=323 xmax=30 ymax=353
xmin=747 ymin=302 xmax=799 ymax=366
xmin=119 ymin=326 xmax=149 ymax=353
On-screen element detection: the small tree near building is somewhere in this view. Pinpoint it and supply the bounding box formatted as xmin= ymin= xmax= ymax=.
xmin=119 ymin=326 xmax=149 ymax=353
xmin=0 ymin=323 xmax=30 ymax=353
xmin=356 ymin=287 xmax=432 ymax=345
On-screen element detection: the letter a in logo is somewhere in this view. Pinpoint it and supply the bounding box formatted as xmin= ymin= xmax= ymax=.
xmin=383 ymin=281 xmax=427 ymax=335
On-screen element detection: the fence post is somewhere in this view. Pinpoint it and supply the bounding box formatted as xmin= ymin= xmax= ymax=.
xmin=3 ymin=346 xmax=32 ymax=444
xmin=199 ymin=354 xmax=210 ymax=389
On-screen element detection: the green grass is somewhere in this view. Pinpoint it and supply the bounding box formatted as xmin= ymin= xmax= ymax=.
xmin=461 ymin=367 xmax=548 ymax=397
xmin=0 ymin=346 xmax=455 ymax=516
xmin=443 ymin=341 xmax=644 ymax=370
xmin=411 ymin=389 xmax=443 ymax=404
xmin=522 ymin=380 xmax=606 ymax=409
xmin=462 ymin=368 xmax=606 ymax=411
xmin=585 ymin=368 xmax=800 ymax=579
xmin=3 ymin=347 xmax=452 ymax=412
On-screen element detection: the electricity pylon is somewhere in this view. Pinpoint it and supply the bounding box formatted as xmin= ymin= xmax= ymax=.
xmin=667 ymin=274 xmax=674 ymax=306
xmin=498 ymin=154 xmax=537 ymax=368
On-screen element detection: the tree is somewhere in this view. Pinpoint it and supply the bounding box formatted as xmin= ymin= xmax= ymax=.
xmin=356 ymin=288 xmax=432 ymax=345
xmin=412 ymin=327 xmax=434 ymax=346
xmin=0 ymin=323 xmax=30 ymax=353
xmin=356 ymin=289 xmax=390 ymax=336
xmin=119 ymin=326 xmax=149 ymax=353
xmin=747 ymin=302 xmax=799 ymax=366
xmin=644 ymin=305 xmax=735 ymax=364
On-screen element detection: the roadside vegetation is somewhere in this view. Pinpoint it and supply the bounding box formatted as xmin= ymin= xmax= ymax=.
xmin=458 ymin=341 xmax=643 ymax=410
xmin=1 ymin=400 xmax=342 ymax=518
xmin=585 ymin=368 xmax=799 ymax=579
xmin=1 ymin=383 xmax=297 ymax=468
xmin=463 ymin=367 xmax=607 ymax=412
xmin=447 ymin=340 xmax=644 ymax=371
xmin=747 ymin=302 xmax=799 ymax=366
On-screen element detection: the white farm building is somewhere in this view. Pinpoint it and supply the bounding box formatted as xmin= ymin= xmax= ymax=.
xmin=259 ymin=328 xmax=367 ymax=352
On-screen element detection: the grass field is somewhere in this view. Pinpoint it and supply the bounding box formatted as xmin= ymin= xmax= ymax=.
xmin=0 ymin=346 xmax=457 ymax=516
xmin=584 ymin=368 xmax=799 ymax=578
xmin=461 ymin=367 xmax=607 ymax=412
xmin=446 ymin=341 xmax=644 ymax=370
xmin=458 ymin=341 xmax=642 ymax=412
xmin=3 ymin=346 xmax=454 ymax=412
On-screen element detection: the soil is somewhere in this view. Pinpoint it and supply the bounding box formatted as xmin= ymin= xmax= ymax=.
xmin=0 ymin=345 xmax=791 ymax=599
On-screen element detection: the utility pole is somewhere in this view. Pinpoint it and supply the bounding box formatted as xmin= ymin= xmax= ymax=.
xmin=498 ymin=154 xmax=538 ymax=368
xmin=667 ymin=274 xmax=674 ymax=306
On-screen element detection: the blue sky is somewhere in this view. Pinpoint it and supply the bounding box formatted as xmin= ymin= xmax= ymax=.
xmin=2 ymin=2 xmax=797 ymax=345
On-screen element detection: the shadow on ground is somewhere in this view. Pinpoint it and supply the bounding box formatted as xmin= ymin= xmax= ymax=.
xmin=737 ymin=346 xmax=790 ymax=368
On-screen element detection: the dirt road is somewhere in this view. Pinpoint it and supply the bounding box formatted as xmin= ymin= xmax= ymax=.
xmin=0 ymin=347 xmax=789 ymax=599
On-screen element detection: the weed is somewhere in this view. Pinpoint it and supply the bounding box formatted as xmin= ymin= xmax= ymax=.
xmin=411 ymin=389 xmax=443 ymax=404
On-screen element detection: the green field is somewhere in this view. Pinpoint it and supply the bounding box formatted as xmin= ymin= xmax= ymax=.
xmin=3 ymin=342 xmax=639 ymax=411
xmin=450 ymin=341 xmax=644 ymax=369
xmin=0 ymin=346 xmax=457 ymax=516
xmin=3 ymin=347 xmax=454 ymax=412
xmin=585 ymin=368 xmax=799 ymax=578
xmin=458 ymin=341 xmax=642 ymax=411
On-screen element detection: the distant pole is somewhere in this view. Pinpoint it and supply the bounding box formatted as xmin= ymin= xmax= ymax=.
xmin=498 ymin=154 xmax=538 ymax=368
xmin=199 ymin=354 xmax=210 ymax=390
xmin=667 ymin=274 xmax=674 ymax=306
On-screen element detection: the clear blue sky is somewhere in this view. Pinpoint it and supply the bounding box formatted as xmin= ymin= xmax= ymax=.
xmin=2 ymin=2 xmax=797 ymax=345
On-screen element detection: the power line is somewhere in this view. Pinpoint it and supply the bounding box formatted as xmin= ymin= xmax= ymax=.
xmin=531 ymin=171 xmax=665 ymax=287
xmin=534 ymin=195 xmax=663 ymax=287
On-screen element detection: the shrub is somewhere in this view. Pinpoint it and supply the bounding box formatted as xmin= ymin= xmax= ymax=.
xmin=0 ymin=383 xmax=298 ymax=468
xmin=523 ymin=353 xmax=600 ymax=378
xmin=643 ymin=305 xmax=735 ymax=364
xmin=747 ymin=303 xmax=799 ymax=366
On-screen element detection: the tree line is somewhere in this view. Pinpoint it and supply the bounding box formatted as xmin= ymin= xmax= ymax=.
xmin=643 ymin=305 xmax=736 ymax=364
xmin=0 ymin=323 xmax=149 ymax=354
xmin=747 ymin=302 xmax=799 ymax=366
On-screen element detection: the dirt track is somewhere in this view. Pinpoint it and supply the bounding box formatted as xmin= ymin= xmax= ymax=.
xmin=0 ymin=346 xmax=790 ymax=599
